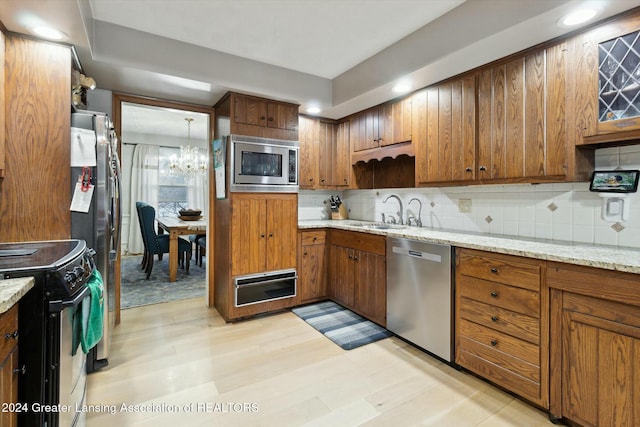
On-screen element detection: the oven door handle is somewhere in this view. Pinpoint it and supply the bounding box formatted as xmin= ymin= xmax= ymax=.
xmin=49 ymin=285 xmax=91 ymax=313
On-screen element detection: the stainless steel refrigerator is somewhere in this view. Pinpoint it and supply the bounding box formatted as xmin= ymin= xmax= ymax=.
xmin=71 ymin=110 xmax=122 ymax=373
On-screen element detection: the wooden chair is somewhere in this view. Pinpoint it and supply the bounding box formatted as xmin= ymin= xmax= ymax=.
xmin=189 ymin=234 xmax=206 ymax=266
xmin=137 ymin=202 xmax=192 ymax=279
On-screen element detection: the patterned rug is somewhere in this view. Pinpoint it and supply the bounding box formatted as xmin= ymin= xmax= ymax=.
xmin=120 ymin=255 xmax=206 ymax=309
xmin=292 ymin=301 xmax=393 ymax=350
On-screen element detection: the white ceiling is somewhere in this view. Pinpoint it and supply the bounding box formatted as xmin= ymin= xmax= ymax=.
xmin=1 ymin=0 xmax=639 ymax=136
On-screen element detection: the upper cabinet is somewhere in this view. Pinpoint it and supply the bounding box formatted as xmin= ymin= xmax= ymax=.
xmin=350 ymin=98 xmax=414 ymax=164
xmin=414 ymin=75 xmax=476 ymax=185
xmin=215 ymin=92 xmax=299 ymax=140
xmin=571 ymin=10 xmax=640 ymax=144
xmin=0 ymin=30 xmax=5 ymax=180
xmin=298 ymin=115 xmax=319 ymax=189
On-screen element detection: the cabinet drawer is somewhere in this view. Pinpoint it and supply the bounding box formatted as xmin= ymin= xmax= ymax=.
xmin=329 ymin=230 xmax=385 ymax=256
xmin=0 ymin=305 xmax=19 ymax=360
xmin=458 ymin=318 xmax=539 ymax=369
xmin=458 ymin=276 xmax=539 ymax=318
xmin=458 ymin=251 xmax=541 ymax=291
xmin=459 ymin=297 xmax=539 ymax=344
xmin=301 ymin=230 xmax=326 ymax=245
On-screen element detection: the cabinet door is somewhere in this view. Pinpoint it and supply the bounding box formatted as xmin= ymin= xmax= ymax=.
xmin=298 ymin=116 xmax=319 ymax=189
xmin=333 ymin=121 xmax=351 ymax=187
xmin=234 ymin=94 xmax=267 ymax=127
xmin=452 ymin=76 xmax=476 ymax=181
xmin=231 ymin=196 xmax=267 ymax=275
xmin=267 ymin=102 xmax=298 ymax=130
xmin=562 ymin=294 xmax=640 ymax=427
xmin=354 ymin=250 xmax=386 ymax=326
xmin=299 ymin=242 xmax=327 ymax=302
xmin=318 ymin=121 xmax=335 ymax=186
xmin=266 ymin=197 xmax=297 ymax=272
xmin=546 ymin=43 xmax=568 ymax=177
xmin=0 ymin=348 xmax=18 ymax=427
xmin=377 ymin=104 xmax=393 ymax=147
xmin=329 ymin=245 xmax=355 ymax=308
xmin=391 ymin=97 xmax=412 ymax=145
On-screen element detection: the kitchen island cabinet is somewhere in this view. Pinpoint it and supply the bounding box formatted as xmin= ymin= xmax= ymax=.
xmin=548 ymin=262 xmax=640 ymax=426
xmin=328 ymin=230 xmax=386 ymax=326
xmin=0 ymin=304 xmax=20 ymax=427
xmin=455 ymin=248 xmax=548 ymax=409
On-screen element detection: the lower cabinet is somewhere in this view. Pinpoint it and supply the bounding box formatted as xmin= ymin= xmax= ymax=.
xmin=455 ymin=248 xmax=548 ymax=408
xmin=0 ymin=304 xmax=19 ymax=427
xmin=548 ymin=262 xmax=640 ymax=426
xmin=298 ymin=230 xmax=327 ymax=303
xmin=328 ymin=230 xmax=386 ymax=326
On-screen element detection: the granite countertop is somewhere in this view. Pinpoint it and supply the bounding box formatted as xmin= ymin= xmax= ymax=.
xmin=299 ymin=219 xmax=640 ymax=275
xmin=0 ymin=277 xmax=34 ymax=314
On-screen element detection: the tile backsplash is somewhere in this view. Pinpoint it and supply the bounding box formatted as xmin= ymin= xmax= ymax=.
xmin=299 ymin=144 xmax=640 ymax=249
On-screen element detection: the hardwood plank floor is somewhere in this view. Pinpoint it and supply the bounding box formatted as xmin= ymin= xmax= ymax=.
xmin=86 ymin=298 xmax=556 ymax=426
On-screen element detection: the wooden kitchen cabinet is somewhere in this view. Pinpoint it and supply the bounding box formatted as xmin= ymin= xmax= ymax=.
xmin=0 ymin=304 xmax=20 ymax=427
xmin=455 ymin=248 xmax=548 ymax=408
xmin=318 ymin=120 xmax=351 ymax=187
xmin=414 ymin=75 xmax=476 ymax=185
xmin=298 ymin=115 xmax=320 ymax=189
xmin=0 ymin=29 xmax=5 ymax=179
xmin=328 ymin=230 xmax=386 ymax=326
xmin=214 ymin=92 xmax=299 ymax=140
xmin=570 ymin=9 xmax=640 ymax=144
xmin=298 ymin=230 xmax=327 ymax=303
xmin=230 ymin=193 xmax=297 ymax=276
xmin=547 ymin=262 xmax=640 ymax=426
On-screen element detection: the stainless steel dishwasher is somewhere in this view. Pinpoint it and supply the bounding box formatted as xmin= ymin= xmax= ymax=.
xmin=386 ymin=237 xmax=453 ymax=362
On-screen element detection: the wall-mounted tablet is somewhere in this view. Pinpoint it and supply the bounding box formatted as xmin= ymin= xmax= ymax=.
xmin=589 ymin=169 xmax=639 ymax=193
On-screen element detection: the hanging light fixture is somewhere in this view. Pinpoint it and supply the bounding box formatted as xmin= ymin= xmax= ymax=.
xmin=169 ymin=118 xmax=207 ymax=177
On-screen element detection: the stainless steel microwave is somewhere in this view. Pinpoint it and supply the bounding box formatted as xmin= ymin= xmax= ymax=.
xmin=229 ymin=134 xmax=299 ymax=193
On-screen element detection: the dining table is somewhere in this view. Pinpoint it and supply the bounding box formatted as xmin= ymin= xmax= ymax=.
xmin=156 ymin=216 xmax=207 ymax=282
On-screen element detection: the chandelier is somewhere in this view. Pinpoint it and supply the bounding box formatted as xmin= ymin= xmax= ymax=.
xmin=169 ymin=118 xmax=207 ymax=177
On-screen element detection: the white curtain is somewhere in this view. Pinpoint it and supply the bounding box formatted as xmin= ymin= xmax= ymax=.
xmin=127 ymin=144 xmax=159 ymax=254
xmin=187 ymin=171 xmax=208 ymax=217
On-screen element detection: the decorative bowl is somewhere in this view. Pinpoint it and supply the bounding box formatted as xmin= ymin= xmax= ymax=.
xmin=179 ymin=209 xmax=202 ymax=217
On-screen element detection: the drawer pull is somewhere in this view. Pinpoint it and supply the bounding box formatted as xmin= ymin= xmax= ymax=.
xmin=490 ymin=339 xmax=498 ymax=346
xmin=490 ymin=267 xmax=498 ymax=273
xmin=491 ymin=316 xmax=498 ymax=322
xmin=303 ymin=251 xmax=308 ymax=256
xmin=312 ymin=237 xmax=317 ymax=242
xmin=4 ymin=330 xmax=18 ymax=340
xmin=490 ymin=291 xmax=498 ymax=298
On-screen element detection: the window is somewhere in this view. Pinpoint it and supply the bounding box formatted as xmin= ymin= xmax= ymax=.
xmin=158 ymin=147 xmax=188 ymax=217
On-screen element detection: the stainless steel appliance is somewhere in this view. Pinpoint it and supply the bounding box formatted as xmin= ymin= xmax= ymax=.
xmin=386 ymin=237 xmax=453 ymax=362
xmin=234 ymin=269 xmax=297 ymax=307
xmin=71 ymin=111 xmax=122 ymax=373
xmin=229 ymin=134 xmax=299 ymax=192
xmin=0 ymin=239 xmax=95 ymax=427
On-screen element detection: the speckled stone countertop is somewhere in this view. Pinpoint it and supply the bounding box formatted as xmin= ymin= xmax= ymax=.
xmin=0 ymin=277 xmax=34 ymax=314
xmin=299 ymin=219 xmax=640 ymax=275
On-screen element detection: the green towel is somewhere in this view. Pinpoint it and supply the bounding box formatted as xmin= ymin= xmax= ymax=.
xmin=81 ymin=269 xmax=104 ymax=354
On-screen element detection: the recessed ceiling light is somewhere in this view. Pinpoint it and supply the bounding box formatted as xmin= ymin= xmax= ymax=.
xmin=558 ymin=8 xmax=598 ymax=27
xmin=29 ymin=25 xmax=68 ymax=41
xmin=306 ymin=106 xmax=321 ymax=114
xmin=392 ymin=82 xmax=411 ymax=94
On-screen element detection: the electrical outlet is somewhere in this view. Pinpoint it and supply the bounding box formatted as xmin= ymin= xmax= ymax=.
xmin=458 ymin=198 xmax=472 ymax=213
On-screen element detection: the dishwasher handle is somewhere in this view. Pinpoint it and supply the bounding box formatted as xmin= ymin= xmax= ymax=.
xmin=392 ymin=246 xmax=442 ymax=263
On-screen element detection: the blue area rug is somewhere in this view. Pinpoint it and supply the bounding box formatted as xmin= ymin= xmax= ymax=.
xmin=292 ymin=301 xmax=392 ymax=350
xmin=120 ymin=255 xmax=206 ymax=309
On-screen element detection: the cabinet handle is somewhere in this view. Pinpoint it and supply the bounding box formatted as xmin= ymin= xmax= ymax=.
xmin=260 ymin=116 xmax=266 ymax=120
xmin=13 ymin=365 xmax=26 ymax=375
xmin=268 ymin=117 xmax=274 ymax=122
xmin=479 ymin=166 xmax=487 ymax=171
xmin=312 ymin=237 xmax=317 ymax=242
xmin=4 ymin=330 xmax=18 ymax=340
xmin=490 ymin=267 xmax=498 ymax=273
xmin=490 ymin=291 xmax=498 ymax=298
xmin=491 ymin=316 xmax=498 ymax=322
xmin=260 ymin=234 xmax=265 ymax=238
xmin=354 ymin=256 xmax=359 ymax=261
xmin=309 ymin=177 xmax=314 ymax=182
xmin=348 ymin=254 xmax=353 ymax=259
xmin=465 ymin=167 xmax=472 ymax=172
xmin=490 ymin=339 xmax=498 ymax=346
xmin=321 ymin=179 xmax=325 ymax=183
xmin=269 ymin=233 xmax=273 ymax=238
xmin=303 ymin=251 xmax=308 ymax=256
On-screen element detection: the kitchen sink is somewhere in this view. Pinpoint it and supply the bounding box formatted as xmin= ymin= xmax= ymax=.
xmin=349 ymin=222 xmax=405 ymax=230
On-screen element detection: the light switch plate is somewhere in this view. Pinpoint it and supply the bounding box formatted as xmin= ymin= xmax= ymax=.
xmin=458 ymin=198 xmax=472 ymax=213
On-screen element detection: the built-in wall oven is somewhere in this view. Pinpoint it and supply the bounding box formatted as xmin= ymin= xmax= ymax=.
xmin=229 ymin=134 xmax=299 ymax=193
xmin=0 ymin=239 xmax=95 ymax=427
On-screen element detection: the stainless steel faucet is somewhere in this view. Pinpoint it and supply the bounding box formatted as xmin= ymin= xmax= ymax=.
xmin=408 ymin=198 xmax=423 ymax=227
xmin=383 ymin=194 xmax=403 ymax=225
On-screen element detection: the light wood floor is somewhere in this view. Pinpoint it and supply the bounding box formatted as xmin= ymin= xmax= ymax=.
xmin=86 ymin=298 xmax=556 ymax=426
